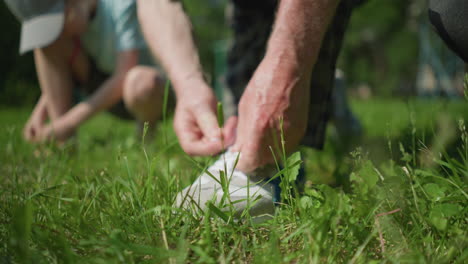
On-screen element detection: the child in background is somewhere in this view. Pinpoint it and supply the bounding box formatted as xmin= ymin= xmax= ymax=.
xmin=4 ymin=0 xmax=164 ymax=143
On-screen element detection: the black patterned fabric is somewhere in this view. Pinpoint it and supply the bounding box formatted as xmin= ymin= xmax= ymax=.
xmin=225 ymin=0 xmax=364 ymax=149
xmin=429 ymin=0 xmax=468 ymax=63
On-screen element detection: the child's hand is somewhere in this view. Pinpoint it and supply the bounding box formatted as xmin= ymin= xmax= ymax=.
xmin=36 ymin=118 xmax=76 ymax=143
xmin=23 ymin=96 xmax=48 ymax=142
xmin=23 ymin=116 xmax=45 ymax=142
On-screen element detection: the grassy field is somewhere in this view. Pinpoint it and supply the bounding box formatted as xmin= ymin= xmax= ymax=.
xmin=0 ymin=98 xmax=467 ymax=263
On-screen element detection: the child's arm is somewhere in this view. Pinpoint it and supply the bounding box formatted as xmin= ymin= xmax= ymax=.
xmin=38 ymin=50 xmax=139 ymax=142
xmin=23 ymin=94 xmax=48 ymax=142
xmin=32 ymin=38 xmax=75 ymax=142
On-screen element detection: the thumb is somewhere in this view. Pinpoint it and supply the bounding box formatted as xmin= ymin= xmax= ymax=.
xmin=233 ymin=139 xmax=263 ymax=173
xmin=194 ymin=105 xmax=222 ymax=140
xmin=222 ymin=116 xmax=238 ymax=147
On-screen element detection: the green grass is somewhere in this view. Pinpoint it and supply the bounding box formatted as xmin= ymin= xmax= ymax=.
xmin=0 ymin=98 xmax=467 ymax=263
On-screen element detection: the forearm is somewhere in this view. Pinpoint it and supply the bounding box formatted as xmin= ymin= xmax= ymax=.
xmin=264 ymin=0 xmax=339 ymax=79
xmin=137 ymin=0 xmax=208 ymax=97
xmin=58 ymin=76 xmax=124 ymax=129
xmin=30 ymin=94 xmax=48 ymax=121
xmin=57 ymin=50 xmax=138 ymax=130
xmin=34 ymin=46 xmax=74 ymax=121
xmin=231 ymin=1 xmax=340 ymax=170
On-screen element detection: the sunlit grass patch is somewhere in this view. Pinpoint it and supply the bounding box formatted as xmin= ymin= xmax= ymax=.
xmin=0 ymin=98 xmax=467 ymax=263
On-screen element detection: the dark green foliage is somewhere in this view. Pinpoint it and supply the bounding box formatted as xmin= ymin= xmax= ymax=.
xmin=339 ymin=0 xmax=422 ymax=96
xmin=0 ymin=2 xmax=39 ymax=106
xmin=182 ymin=0 xmax=228 ymax=84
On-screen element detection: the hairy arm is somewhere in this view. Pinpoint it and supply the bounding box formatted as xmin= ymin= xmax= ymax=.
xmin=232 ymin=0 xmax=340 ymax=172
xmin=137 ymin=0 xmax=206 ymax=96
xmin=267 ymin=0 xmax=339 ymax=74
xmin=137 ymin=0 xmax=236 ymax=155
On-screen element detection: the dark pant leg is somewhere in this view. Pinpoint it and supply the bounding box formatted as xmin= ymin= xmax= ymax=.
xmin=226 ymin=0 xmax=359 ymax=149
xmin=225 ymin=0 xmax=277 ymax=106
xmin=301 ymin=1 xmax=357 ymax=148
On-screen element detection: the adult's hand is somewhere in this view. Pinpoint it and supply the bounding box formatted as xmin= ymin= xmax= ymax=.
xmin=137 ymin=0 xmax=237 ymax=155
xmin=231 ymin=57 xmax=311 ymax=173
xmin=229 ymin=0 xmax=339 ymax=172
xmin=174 ymin=79 xmax=237 ymax=156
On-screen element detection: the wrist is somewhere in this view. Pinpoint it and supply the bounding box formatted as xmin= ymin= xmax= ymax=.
xmin=264 ymin=44 xmax=315 ymax=78
xmin=169 ymin=63 xmax=205 ymax=93
xmin=173 ymin=75 xmax=214 ymax=101
xmin=258 ymin=50 xmax=313 ymax=93
xmin=60 ymin=104 xmax=90 ymax=131
xmin=55 ymin=114 xmax=77 ymax=132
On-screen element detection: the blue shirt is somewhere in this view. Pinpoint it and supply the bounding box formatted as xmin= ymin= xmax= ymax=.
xmin=82 ymin=0 xmax=153 ymax=74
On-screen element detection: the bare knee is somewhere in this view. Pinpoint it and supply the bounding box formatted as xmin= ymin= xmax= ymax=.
xmin=123 ymin=66 xmax=164 ymax=109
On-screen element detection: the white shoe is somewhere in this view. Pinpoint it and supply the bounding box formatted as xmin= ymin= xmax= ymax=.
xmin=174 ymin=151 xmax=276 ymax=222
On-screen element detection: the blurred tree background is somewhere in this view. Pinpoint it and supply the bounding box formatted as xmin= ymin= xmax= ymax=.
xmin=0 ymin=2 xmax=38 ymax=106
xmin=0 ymin=0 xmax=462 ymax=107
xmin=339 ymin=0 xmax=422 ymax=97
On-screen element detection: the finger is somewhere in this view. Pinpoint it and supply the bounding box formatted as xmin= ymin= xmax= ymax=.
xmin=24 ymin=130 xmax=33 ymax=142
xmin=231 ymin=116 xmax=251 ymax=152
xmin=234 ymin=140 xmax=264 ymax=173
xmin=181 ymin=139 xmax=225 ymax=156
xmin=30 ymin=127 xmax=37 ymax=140
xmin=174 ymin=112 xmax=224 ymax=156
xmin=30 ymin=129 xmax=43 ymax=143
xmin=193 ymin=105 xmax=222 ymax=141
xmin=36 ymin=125 xmax=52 ymax=143
xmin=177 ymin=126 xmax=224 ymax=155
xmin=222 ymin=116 xmax=238 ymax=147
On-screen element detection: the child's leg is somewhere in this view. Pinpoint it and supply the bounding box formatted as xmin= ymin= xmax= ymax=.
xmin=122 ymin=66 xmax=165 ymax=125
